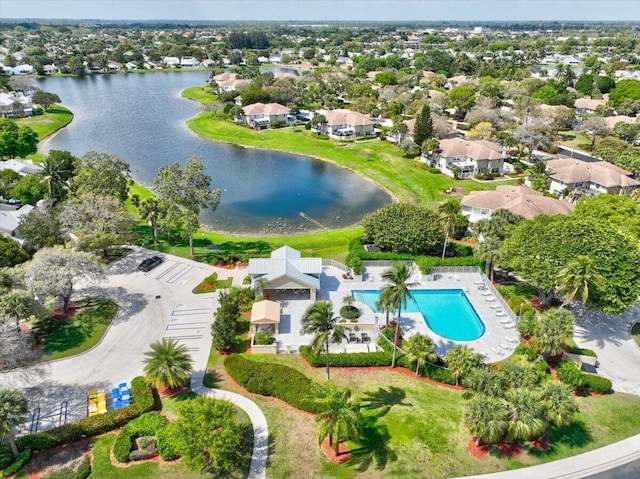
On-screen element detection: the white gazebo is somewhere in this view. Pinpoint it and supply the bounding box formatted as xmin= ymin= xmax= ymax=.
xmin=250 ymin=299 xmax=281 ymax=334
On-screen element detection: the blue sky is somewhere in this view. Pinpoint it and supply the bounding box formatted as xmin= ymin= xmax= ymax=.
xmin=2 ymin=0 xmax=639 ymax=22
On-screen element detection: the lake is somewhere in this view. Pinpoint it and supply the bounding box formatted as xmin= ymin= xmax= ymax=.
xmin=36 ymin=71 xmax=391 ymax=234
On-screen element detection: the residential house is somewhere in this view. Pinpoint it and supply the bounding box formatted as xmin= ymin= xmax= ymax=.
xmin=162 ymin=56 xmax=180 ymax=67
xmin=211 ymin=72 xmax=250 ymax=93
xmin=603 ymin=115 xmax=637 ymax=129
xmin=0 ymin=91 xmax=34 ymax=117
xmin=11 ymin=64 xmax=33 ymax=75
xmin=180 ymin=56 xmax=199 ymax=67
xmin=241 ymin=102 xmax=291 ymax=128
xmin=574 ymin=97 xmax=607 ymax=116
xmin=248 ymin=245 xmax=321 ymax=301
xmin=461 ymin=185 xmax=574 ymax=223
xmin=43 ymin=64 xmax=59 ymax=75
xmin=0 ymin=203 xmax=33 ymax=244
xmin=322 ymin=109 xmax=375 ymax=138
xmin=426 ymin=138 xmax=506 ymax=178
xmin=543 ymin=158 xmax=640 ymax=199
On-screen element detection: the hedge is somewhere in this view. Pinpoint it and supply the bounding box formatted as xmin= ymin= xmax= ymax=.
xmin=513 ymin=344 xmax=538 ymax=362
xmin=339 ymin=305 xmax=360 ymax=320
xmin=299 ymin=345 xmax=457 ymax=385
xmin=113 ymin=430 xmax=133 ymax=463
xmin=16 ymin=376 xmax=157 ymax=452
xmin=583 ymin=373 xmax=613 ymax=394
xmin=156 ymin=427 xmax=180 ymax=461
xmin=0 ymin=446 xmax=12 ymax=470
xmin=300 ymin=345 xmax=392 ymax=367
xmin=0 ymin=449 xmax=30 ymax=478
xmin=556 ymin=361 xmax=585 ymax=391
xmin=113 ymin=411 xmax=169 ymax=463
xmin=224 ymin=354 xmax=321 ymax=413
xmin=567 ymin=346 xmax=597 ymax=358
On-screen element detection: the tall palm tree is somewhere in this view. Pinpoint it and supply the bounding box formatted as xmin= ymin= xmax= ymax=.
xmin=541 ymin=382 xmax=579 ymax=427
xmin=316 ymin=383 xmax=361 ymax=457
xmin=0 ymin=389 xmax=29 ymax=457
xmin=300 ymin=301 xmax=348 ymax=380
xmin=503 ymin=388 xmax=547 ymax=442
xmin=464 ymin=395 xmax=508 ymax=446
xmin=143 ymin=338 xmax=193 ymax=394
xmin=476 ymin=236 xmax=501 ymax=282
xmin=39 ymin=151 xmax=75 ymax=202
xmin=533 ymin=308 xmax=575 ymax=357
xmin=444 ymin=344 xmax=482 ymax=386
xmin=375 ymin=287 xmax=396 ymax=327
xmin=556 ymin=255 xmax=606 ymax=307
xmin=404 ymin=334 xmax=437 ymax=374
xmin=138 ymin=197 xmax=165 ymax=242
xmin=439 ymin=199 xmax=461 ymax=260
xmin=381 ymin=262 xmax=414 ymax=368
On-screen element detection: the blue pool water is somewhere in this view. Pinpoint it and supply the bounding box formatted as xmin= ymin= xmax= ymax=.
xmin=353 ymin=289 xmax=485 ymax=341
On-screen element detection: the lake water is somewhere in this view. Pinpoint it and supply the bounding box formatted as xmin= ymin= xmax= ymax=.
xmin=36 ymin=71 xmax=390 ymax=234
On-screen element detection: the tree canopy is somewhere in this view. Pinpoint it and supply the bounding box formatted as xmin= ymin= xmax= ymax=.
xmin=0 ymin=119 xmax=38 ymax=159
xmin=413 ymin=103 xmax=433 ymax=148
xmin=499 ymin=214 xmax=640 ymax=313
xmin=70 ymin=151 xmax=131 ymax=201
xmin=361 ymin=202 xmax=444 ymax=254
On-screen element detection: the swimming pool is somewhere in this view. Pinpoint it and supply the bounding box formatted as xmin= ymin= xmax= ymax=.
xmin=353 ymin=289 xmax=485 ymax=341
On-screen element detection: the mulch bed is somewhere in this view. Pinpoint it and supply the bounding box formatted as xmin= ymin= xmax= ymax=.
xmin=49 ymin=303 xmax=80 ymax=320
xmin=528 ymin=437 xmax=550 ymax=451
xmin=23 ymin=437 xmax=92 ymax=479
xmin=321 ymin=438 xmax=350 ymax=463
xmin=467 ymin=438 xmax=489 ymax=458
xmin=494 ymin=440 xmax=522 ymax=457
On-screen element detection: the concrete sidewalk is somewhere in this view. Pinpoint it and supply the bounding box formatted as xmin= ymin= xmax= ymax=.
xmin=455 ymin=434 xmax=640 ymax=479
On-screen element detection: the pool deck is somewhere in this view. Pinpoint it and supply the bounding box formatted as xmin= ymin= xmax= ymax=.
xmin=269 ymin=265 xmax=517 ymax=362
xmin=328 ymin=267 xmax=519 ymax=363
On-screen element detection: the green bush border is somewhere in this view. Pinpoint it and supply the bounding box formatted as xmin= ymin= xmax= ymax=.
xmin=224 ymin=354 xmax=322 ymax=413
xmin=0 ymin=449 xmax=31 ymax=478
xmin=16 ymin=377 xmax=158 ymax=452
xmin=112 ymin=411 xmax=169 ymax=463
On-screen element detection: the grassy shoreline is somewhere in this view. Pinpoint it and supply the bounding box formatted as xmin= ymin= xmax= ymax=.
xmin=14 ymin=104 xmax=74 ymax=141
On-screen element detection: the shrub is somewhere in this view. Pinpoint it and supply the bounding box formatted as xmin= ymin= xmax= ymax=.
xmin=253 ymin=330 xmax=275 ymax=345
xmin=583 ymin=374 xmax=613 ymax=394
xmin=156 ymin=427 xmax=180 ymax=461
xmin=0 ymin=449 xmax=30 ymax=478
xmin=124 ymin=411 xmax=167 ymax=437
xmin=339 ymin=305 xmax=360 ymax=320
xmin=517 ymin=312 xmax=538 ymax=339
xmin=113 ymin=431 xmax=133 ymax=463
xmin=224 ymin=354 xmax=321 ymax=413
xmin=533 ymin=359 xmax=550 ymax=384
xmin=514 ymin=344 xmax=538 ymax=362
xmin=556 ymin=360 xmax=585 ymax=391
xmin=16 ymin=377 xmax=157 ymax=452
xmin=0 ymin=446 xmax=12 ymax=470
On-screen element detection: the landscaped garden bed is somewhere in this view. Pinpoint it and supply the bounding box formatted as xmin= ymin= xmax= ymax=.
xmin=192 ymin=272 xmax=233 ymax=294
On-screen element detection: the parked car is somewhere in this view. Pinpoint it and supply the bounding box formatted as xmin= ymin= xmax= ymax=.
xmin=138 ymin=256 xmax=163 ymax=272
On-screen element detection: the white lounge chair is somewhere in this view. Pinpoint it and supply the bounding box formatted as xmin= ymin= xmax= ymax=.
xmin=485 ymin=296 xmax=496 ymax=302
xmin=504 ymin=337 xmax=518 ymax=344
xmin=500 ymin=317 xmax=511 ymax=323
xmin=490 ymin=303 xmax=501 ymax=309
xmin=503 ymin=323 xmax=516 ymax=329
xmin=473 ymin=279 xmax=484 ymax=285
xmin=496 ymin=311 xmax=507 ymax=317
xmin=499 ymin=342 xmax=510 ymax=350
xmin=491 ymin=347 xmax=504 ymax=356
xmin=481 ymin=290 xmax=491 ymax=296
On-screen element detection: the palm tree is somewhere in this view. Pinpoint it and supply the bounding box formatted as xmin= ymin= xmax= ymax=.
xmin=476 ymin=236 xmax=501 ymax=282
xmin=533 ymin=308 xmax=575 ymax=357
xmin=444 ymin=344 xmax=482 ymax=386
xmin=0 ymin=389 xmax=29 ymax=457
xmin=138 ymin=197 xmax=165 ymax=242
xmin=541 ymin=382 xmax=579 ymax=427
xmin=311 ymin=113 xmax=327 ymax=134
xmin=464 ymin=395 xmax=508 ymax=446
xmin=556 ymin=255 xmax=606 ymax=307
xmin=316 ymin=383 xmax=361 ymax=457
xmin=39 ymin=151 xmax=75 ymax=202
xmin=375 ymin=287 xmax=396 ymax=327
xmin=462 ymin=367 xmax=505 ymax=399
xmin=143 ymin=338 xmax=193 ymax=394
xmin=439 ymin=199 xmax=461 ymax=260
xmin=300 ymin=301 xmax=348 ymax=380
xmin=381 ymin=262 xmax=414 ymax=368
xmin=404 ymin=334 xmax=437 ymax=374
xmin=503 ymin=388 xmax=546 ymax=442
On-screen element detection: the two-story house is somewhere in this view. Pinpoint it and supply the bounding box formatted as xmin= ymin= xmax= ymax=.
xmin=427 ymin=138 xmax=505 ymax=178
xmin=322 ymin=109 xmax=375 ymax=138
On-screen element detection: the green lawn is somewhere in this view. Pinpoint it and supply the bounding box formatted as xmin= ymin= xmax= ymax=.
xmin=34 ymin=298 xmax=118 ymax=361
xmin=188 ymin=112 xmax=511 ymax=204
xmin=181 ymin=85 xmax=217 ymax=104
xmin=13 ymin=105 xmax=73 ymax=140
xmin=205 ymin=351 xmax=640 ymax=479
xmin=556 ymin=131 xmax=594 ymax=153
xmin=192 ymin=272 xmax=234 ymax=294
